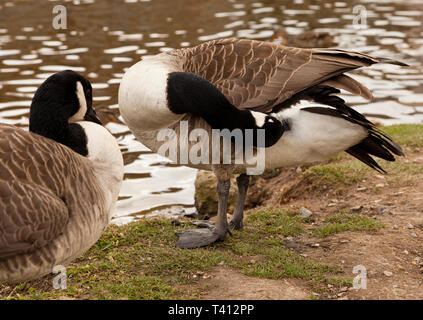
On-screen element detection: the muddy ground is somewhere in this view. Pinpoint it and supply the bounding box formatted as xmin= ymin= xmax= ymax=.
xmin=196 ymin=152 xmax=423 ymax=299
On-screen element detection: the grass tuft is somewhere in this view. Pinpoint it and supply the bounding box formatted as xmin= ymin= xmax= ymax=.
xmin=382 ymin=124 xmax=423 ymax=149
xmin=313 ymin=212 xmax=385 ymax=237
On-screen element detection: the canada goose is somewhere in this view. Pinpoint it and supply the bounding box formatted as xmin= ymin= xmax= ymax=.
xmin=118 ymin=38 xmax=405 ymax=249
xmin=0 ymin=70 xmax=124 ymax=283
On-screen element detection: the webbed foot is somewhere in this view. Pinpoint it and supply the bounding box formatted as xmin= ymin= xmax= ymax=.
xmin=175 ymin=226 xmax=228 ymax=249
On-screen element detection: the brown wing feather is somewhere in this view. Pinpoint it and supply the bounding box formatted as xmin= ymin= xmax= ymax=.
xmin=321 ymin=74 xmax=373 ymax=100
xmin=0 ymin=180 xmax=68 ymax=259
xmin=0 ymin=124 xmax=96 ymax=260
xmin=180 ymin=38 xmax=401 ymax=112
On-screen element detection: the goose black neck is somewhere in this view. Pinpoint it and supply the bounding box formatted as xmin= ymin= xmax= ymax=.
xmin=29 ymin=100 xmax=88 ymax=157
xmin=167 ymin=72 xmax=256 ymax=131
xmin=167 ymin=72 xmax=284 ymax=147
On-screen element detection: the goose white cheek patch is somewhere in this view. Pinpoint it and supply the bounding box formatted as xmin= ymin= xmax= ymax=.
xmin=251 ymin=111 xmax=266 ymax=128
xmin=69 ymin=81 xmax=87 ymax=123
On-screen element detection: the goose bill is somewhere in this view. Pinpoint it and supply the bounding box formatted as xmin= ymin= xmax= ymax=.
xmin=84 ymin=107 xmax=102 ymax=125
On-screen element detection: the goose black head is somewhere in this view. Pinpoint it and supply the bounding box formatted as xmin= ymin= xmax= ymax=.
xmin=29 ymin=70 xmax=102 ymax=156
xmin=258 ymin=115 xmax=286 ymax=148
xmin=251 ymin=112 xmax=288 ymax=148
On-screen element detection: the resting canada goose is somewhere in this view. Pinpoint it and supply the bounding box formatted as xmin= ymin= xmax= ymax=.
xmin=0 ymin=70 xmax=124 ymax=283
xmin=118 ymin=38 xmax=405 ymax=249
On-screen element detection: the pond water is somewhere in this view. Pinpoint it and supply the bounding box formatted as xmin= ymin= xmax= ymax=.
xmin=0 ymin=0 xmax=422 ymax=224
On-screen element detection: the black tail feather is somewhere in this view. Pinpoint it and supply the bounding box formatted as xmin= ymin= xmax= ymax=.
xmin=368 ymin=127 xmax=404 ymax=156
xmin=345 ymin=129 xmax=403 ymax=173
xmin=346 ymin=146 xmax=386 ymax=174
xmin=356 ymin=136 xmax=395 ymax=161
xmin=297 ymin=85 xmax=404 ymax=173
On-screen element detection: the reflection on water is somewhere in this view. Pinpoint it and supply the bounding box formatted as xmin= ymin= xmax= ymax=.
xmin=0 ymin=0 xmax=422 ymax=224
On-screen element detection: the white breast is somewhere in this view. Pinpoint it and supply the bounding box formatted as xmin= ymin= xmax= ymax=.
xmin=77 ymin=121 xmax=124 ymax=218
xmin=118 ymin=55 xmax=184 ymax=132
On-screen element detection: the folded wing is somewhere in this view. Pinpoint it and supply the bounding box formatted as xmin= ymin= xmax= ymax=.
xmin=181 ymin=38 xmax=406 ymax=112
xmin=0 ymin=180 xmax=68 ymax=259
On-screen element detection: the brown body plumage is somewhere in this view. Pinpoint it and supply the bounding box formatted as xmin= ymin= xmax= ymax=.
xmin=0 ymin=124 xmax=121 ymax=283
xmin=1 ymin=71 xmax=124 ymax=283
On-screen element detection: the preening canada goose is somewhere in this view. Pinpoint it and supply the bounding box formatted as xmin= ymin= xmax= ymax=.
xmin=0 ymin=71 xmax=124 ymax=283
xmin=118 ymin=38 xmax=405 ymax=249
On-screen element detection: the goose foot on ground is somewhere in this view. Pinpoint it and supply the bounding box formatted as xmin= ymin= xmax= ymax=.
xmin=190 ymin=220 xmax=215 ymax=228
xmin=175 ymin=226 xmax=230 ymax=249
xmin=176 ymin=179 xmax=231 ymax=249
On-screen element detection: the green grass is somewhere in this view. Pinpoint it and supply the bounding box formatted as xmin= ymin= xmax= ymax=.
xmin=225 ymin=210 xmax=338 ymax=281
xmin=244 ymin=209 xmax=305 ymax=236
xmin=305 ymin=158 xmax=423 ymax=187
xmin=305 ymin=161 xmax=368 ymax=185
xmin=382 ymin=124 xmax=423 ymax=149
xmin=313 ymin=212 xmax=385 ymax=237
xmin=0 ymin=209 xmax=345 ymax=300
xmin=302 ymin=125 xmax=423 ymax=186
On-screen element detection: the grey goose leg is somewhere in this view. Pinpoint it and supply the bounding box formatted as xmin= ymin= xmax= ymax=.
xmin=229 ymin=174 xmax=250 ymax=230
xmin=175 ymin=179 xmax=231 ymax=248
